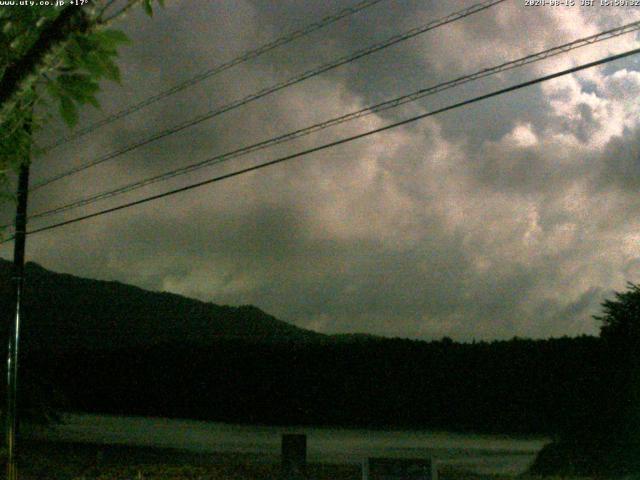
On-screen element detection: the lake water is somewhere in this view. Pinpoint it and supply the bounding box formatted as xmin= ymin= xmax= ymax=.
xmin=27 ymin=413 xmax=549 ymax=475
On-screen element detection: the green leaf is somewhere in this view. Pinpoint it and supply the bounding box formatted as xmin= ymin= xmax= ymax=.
xmin=101 ymin=58 xmax=121 ymax=83
xmin=86 ymin=95 xmax=100 ymax=109
xmin=58 ymin=73 xmax=89 ymax=88
xmin=143 ymin=0 xmax=153 ymax=16
xmin=78 ymin=52 xmax=108 ymax=77
xmin=58 ymin=74 xmax=100 ymax=101
xmin=59 ymin=95 xmax=78 ymax=127
xmin=63 ymin=39 xmax=84 ymax=67
xmin=75 ymin=33 xmax=100 ymax=55
xmin=45 ymin=80 xmax=61 ymax=99
xmin=95 ymin=29 xmax=130 ymax=48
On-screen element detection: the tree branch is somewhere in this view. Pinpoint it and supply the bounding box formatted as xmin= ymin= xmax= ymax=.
xmin=0 ymin=4 xmax=92 ymax=108
xmin=100 ymin=0 xmax=140 ymax=24
xmin=96 ymin=0 xmax=120 ymax=22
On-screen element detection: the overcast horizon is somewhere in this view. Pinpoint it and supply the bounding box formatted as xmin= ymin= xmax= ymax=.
xmin=2 ymin=0 xmax=640 ymax=342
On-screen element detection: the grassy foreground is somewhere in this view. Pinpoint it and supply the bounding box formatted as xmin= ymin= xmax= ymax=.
xmin=3 ymin=440 xmax=542 ymax=480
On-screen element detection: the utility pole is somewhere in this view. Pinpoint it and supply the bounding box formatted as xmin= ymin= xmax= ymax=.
xmin=5 ymin=121 xmax=31 ymax=480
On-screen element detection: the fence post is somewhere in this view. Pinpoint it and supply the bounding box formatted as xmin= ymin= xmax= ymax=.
xmin=281 ymin=433 xmax=307 ymax=479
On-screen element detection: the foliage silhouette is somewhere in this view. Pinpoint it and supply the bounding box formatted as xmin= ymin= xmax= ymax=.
xmin=531 ymin=282 xmax=640 ymax=476
xmin=0 ymin=1 xmax=163 ymax=205
xmin=595 ymin=282 xmax=640 ymax=342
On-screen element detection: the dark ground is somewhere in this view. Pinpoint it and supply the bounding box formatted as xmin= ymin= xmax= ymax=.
xmin=5 ymin=439 xmax=521 ymax=480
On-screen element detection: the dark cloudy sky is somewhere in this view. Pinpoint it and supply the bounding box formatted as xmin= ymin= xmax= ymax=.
xmin=3 ymin=0 xmax=640 ymax=341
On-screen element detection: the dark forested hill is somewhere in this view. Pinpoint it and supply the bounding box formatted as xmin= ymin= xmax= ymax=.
xmin=0 ymin=258 xmax=610 ymax=438
xmin=0 ymin=258 xmax=322 ymax=351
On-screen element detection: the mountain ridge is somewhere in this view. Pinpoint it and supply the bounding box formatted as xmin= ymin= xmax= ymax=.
xmin=0 ymin=258 xmax=323 ymax=350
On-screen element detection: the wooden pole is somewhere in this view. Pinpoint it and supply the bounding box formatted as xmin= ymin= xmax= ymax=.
xmin=5 ymin=138 xmax=31 ymax=480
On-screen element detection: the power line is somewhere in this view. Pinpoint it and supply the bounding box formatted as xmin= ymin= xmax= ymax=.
xmin=4 ymin=46 xmax=637 ymax=243
xmin=41 ymin=0 xmax=389 ymax=152
xmin=31 ymin=0 xmax=507 ymax=191
xmin=24 ymin=19 xmax=640 ymax=223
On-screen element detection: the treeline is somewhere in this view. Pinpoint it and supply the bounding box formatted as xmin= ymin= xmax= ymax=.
xmin=18 ymin=334 xmax=611 ymax=435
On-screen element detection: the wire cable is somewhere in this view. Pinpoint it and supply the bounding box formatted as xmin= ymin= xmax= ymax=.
xmin=42 ymin=0 xmax=389 ymax=152
xmin=3 ymin=46 xmax=637 ymax=243
xmin=24 ymin=19 xmax=640 ymax=223
xmin=31 ymin=0 xmax=507 ymax=191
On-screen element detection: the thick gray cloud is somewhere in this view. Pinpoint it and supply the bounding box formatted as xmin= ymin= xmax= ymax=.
xmin=3 ymin=0 xmax=640 ymax=341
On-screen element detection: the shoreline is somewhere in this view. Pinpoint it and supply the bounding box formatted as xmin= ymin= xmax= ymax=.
xmin=23 ymin=412 xmax=546 ymax=469
xmin=10 ymin=438 xmax=519 ymax=480
xmin=16 ymin=413 xmax=549 ymax=478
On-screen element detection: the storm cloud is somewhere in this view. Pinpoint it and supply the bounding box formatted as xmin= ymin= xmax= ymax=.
xmin=3 ymin=0 xmax=640 ymax=341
